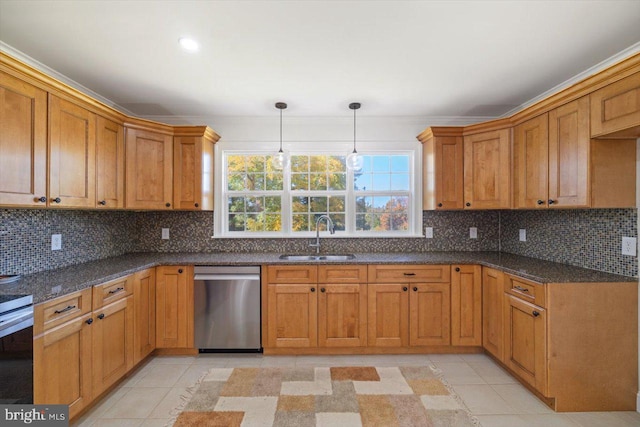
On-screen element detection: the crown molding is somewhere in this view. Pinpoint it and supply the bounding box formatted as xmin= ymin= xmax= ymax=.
xmin=500 ymin=41 xmax=640 ymax=118
xmin=0 ymin=41 xmax=136 ymax=116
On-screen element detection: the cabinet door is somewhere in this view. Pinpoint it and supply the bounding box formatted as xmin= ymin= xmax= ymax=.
xmin=267 ymin=283 xmax=318 ymax=348
xmin=514 ymin=114 xmax=549 ymax=209
xmin=92 ymin=296 xmax=134 ymax=397
xmin=49 ymin=95 xmax=96 ymax=208
xmin=482 ymin=267 xmax=504 ymax=361
xmin=133 ymin=268 xmax=156 ymax=364
xmin=451 ymin=265 xmax=482 ymax=346
xmin=156 ymin=266 xmax=193 ymax=348
xmin=0 ymin=71 xmax=47 ymax=207
xmin=34 ymin=313 xmax=93 ymax=419
xmin=96 ymin=116 xmax=124 ymax=208
xmin=463 ymin=129 xmax=511 ymax=209
xmin=125 ymin=127 xmax=173 ymax=209
xmin=367 ymin=283 xmax=409 ymax=347
xmin=548 ymin=96 xmax=590 ymax=207
xmin=318 ymin=283 xmax=367 ymax=347
xmin=409 ymin=283 xmax=450 ymax=346
xmin=590 ymin=72 xmax=640 ymax=138
xmin=423 ymin=135 xmax=464 ymax=210
xmin=504 ymin=295 xmax=547 ymax=394
xmin=174 ymin=136 xmax=206 ymax=210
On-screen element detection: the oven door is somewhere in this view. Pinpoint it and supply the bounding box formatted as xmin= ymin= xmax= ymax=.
xmin=0 ymin=307 xmax=33 ymax=404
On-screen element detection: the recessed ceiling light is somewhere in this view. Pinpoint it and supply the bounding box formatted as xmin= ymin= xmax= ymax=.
xmin=179 ymin=37 xmax=199 ymax=52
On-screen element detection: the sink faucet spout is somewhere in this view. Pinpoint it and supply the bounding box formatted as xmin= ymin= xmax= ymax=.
xmin=309 ymin=215 xmax=335 ymax=254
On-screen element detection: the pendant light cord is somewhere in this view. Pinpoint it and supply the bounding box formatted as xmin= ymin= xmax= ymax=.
xmin=279 ymin=108 xmax=283 ymax=153
xmin=353 ymin=107 xmax=357 ymax=154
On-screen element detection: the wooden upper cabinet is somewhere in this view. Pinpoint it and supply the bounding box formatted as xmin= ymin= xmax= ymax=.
xmin=463 ymin=129 xmax=511 ymax=209
xmin=49 ymin=95 xmax=96 ymax=208
xmin=125 ymin=127 xmax=173 ymax=209
xmin=548 ymin=96 xmax=590 ymax=208
xmin=96 ymin=116 xmax=124 ymax=209
xmin=0 ymin=70 xmax=48 ymax=206
xmin=419 ymin=127 xmax=464 ymax=210
xmin=173 ymin=128 xmax=219 ymax=211
xmin=590 ymin=71 xmax=640 ymax=138
xmin=514 ymin=114 xmax=549 ymax=209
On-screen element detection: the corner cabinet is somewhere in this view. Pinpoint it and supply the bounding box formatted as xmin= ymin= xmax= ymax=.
xmin=419 ymin=127 xmax=464 ymax=210
xmin=125 ymin=127 xmax=174 ymax=210
xmin=0 ymin=70 xmax=48 ymax=207
xmin=463 ymin=128 xmax=511 ymax=209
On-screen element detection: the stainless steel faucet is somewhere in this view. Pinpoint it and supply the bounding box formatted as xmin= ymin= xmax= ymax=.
xmin=309 ymin=215 xmax=335 ymax=253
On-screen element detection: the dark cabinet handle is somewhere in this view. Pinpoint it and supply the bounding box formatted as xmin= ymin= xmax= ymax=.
xmin=97 ymin=313 xmax=105 ymax=320
xmin=466 ymin=202 xmax=471 ymax=207
xmin=54 ymin=305 xmax=76 ymax=314
xmin=548 ymin=200 xmax=555 ymax=205
xmin=455 ymin=267 xmax=460 ymax=272
xmin=533 ymin=311 xmax=540 ymax=317
xmin=38 ymin=196 xmax=47 ymax=203
xmin=98 ymin=200 xmax=106 ymax=206
xmin=320 ymin=288 xmax=326 ymax=293
xmin=310 ymin=287 xmax=316 ymax=292
xmin=108 ymin=287 xmax=125 ymax=294
xmin=537 ymin=200 xmax=544 ymax=205
xmin=402 ymin=287 xmax=408 ymax=292
xmin=437 ymin=203 xmax=443 ymax=207
xmin=514 ymin=285 xmax=529 ymax=293
xmin=178 ymin=269 xmax=183 ymax=274
xmin=53 ymin=197 xmax=61 ymax=203
xmin=195 ymin=203 xmax=199 ymax=208
xmin=413 ymin=287 xmax=418 ymax=292
xmin=86 ymin=318 xmax=93 ymax=325
xmin=403 ymin=272 xmax=416 ymax=276
xmin=166 ymin=202 xmax=171 ymax=207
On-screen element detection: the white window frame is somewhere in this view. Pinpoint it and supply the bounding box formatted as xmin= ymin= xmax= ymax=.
xmin=214 ymin=140 xmax=422 ymax=238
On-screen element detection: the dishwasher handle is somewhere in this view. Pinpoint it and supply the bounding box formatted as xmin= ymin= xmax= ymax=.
xmin=194 ymin=274 xmax=261 ymax=281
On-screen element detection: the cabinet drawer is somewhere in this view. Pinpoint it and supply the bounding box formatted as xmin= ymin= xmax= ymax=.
xmin=505 ymin=274 xmax=546 ymax=308
xmin=318 ymin=265 xmax=367 ymax=283
xmin=34 ymin=288 xmax=92 ymax=335
xmin=368 ymin=265 xmax=450 ymax=283
xmin=92 ymin=275 xmax=133 ymax=309
xmin=267 ymin=265 xmax=318 ymax=284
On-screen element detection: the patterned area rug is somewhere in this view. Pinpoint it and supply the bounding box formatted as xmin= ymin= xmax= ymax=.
xmin=170 ymin=365 xmax=478 ymax=427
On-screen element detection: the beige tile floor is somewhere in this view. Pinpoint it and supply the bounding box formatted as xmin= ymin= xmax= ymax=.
xmin=72 ymin=353 xmax=640 ymax=427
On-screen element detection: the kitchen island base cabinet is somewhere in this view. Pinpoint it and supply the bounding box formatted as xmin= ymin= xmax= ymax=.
xmin=155 ymin=266 xmax=194 ymax=350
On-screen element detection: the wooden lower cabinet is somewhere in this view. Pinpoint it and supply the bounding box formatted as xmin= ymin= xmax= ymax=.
xmin=318 ymin=283 xmax=367 ymax=347
xmin=156 ymin=266 xmax=194 ymax=349
xmin=482 ymin=267 xmax=504 ymax=361
xmin=133 ymin=268 xmax=156 ymax=363
xmin=504 ymin=294 xmax=547 ymax=393
xmin=267 ymin=283 xmax=318 ymax=348
xmin=409 ymin=283 xmax=450 ymax=346
xmin=451 ymin=265 xmax=482 ymax=346
xmin=367 ymin=283 xmax=409 ymax=347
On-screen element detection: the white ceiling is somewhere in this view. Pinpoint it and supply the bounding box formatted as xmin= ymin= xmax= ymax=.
xmin=1 ymin=0 xmax=640 ymax=121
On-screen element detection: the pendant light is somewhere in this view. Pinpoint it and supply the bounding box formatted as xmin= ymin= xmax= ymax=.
xmin=271 ymin=102 xmax=289 ymax=170
xmin=346 ymin=102 xmax=364 ymax=171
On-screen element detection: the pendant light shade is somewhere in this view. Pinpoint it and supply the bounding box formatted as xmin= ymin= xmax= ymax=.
xmin=271 ymin=102 xmax=289 ymax=170
xmin=346 ymin=102 xmax=363 ymax=171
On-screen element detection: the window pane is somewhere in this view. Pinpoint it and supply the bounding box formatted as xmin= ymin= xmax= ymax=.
xmin=372 ymin=174 xmax=390 ymax=191
xmin=329 ymin=173 xmax=346 ymax=190
xmin=329 ymin=156 xmax=346 ymax=172
xmin=246 ymin=196 xmax=263 ymax=212
xmin=356 ymin=196 xmax=370 ymax=213
xmin=391 ymin=174 xmax=409 ymax=191
xmin=310 ymin=155 xmax=327 ymax=172
xmin=265 ymin=196 xmax=281 ymax=213
xmin=227 ymin=155 xmax=245 ymax=171
xmin=310 ymin=196 xmax=327 ymax=213
xmin=292 ymin=196 xmax=309 ymax=213
xmin=291 ymin=173 xmax=309 ymax=190
xmin=228 ymin=213 xmax=246 ymax=231
xmin=246 ymin=156 xmax=265 ymax=172
xmin=291 ymin=155 xmax=308 ymax=172
xmin=228 ymin=173 xmax=245 ymax=191
xmin=292 ymin=214 xmax=309 ymax=232
xmin=228 ymin=196 xmax=244 ymax=212
xmin=265 ymin=214 xmax=282 ymax=231
xmin=354 ymin=173 xmax=371 ymax=191
xmin=328 ymin=196 xmax=345 ymax=212
xmin=266 ymin=173 xmax=284 ymax=190
xmin=330 ymin=214 xmax=346 ymax=231
xmin=392 ymin=155 xmax=409 ymax=172
xmin=310 ymin=173 xmax=327 ymax=191
xmin=372 ymin=156 xmax=390 ymax=172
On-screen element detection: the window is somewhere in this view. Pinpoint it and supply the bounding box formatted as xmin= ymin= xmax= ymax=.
xmin=215 ymin=142 xmax=421 ymax=237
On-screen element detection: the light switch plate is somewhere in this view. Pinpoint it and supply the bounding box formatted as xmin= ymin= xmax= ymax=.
xmin=425 ymin=227 xmax=433 ymax=238
xmin=519 ymin=229 xmax=527 ymax=242
xmin=51 ymin=234 xmax=62 ymax=251
xmin=622 ymin=236 xmax=637 ymax=256
xmin=162 ymin=228 xmax=170 ymax=240
xmin=470 ymin=227 xmax=478 ymax=239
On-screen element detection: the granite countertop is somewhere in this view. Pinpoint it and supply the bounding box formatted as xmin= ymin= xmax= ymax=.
xmin=1 ymin=251 xmax=636 ymax=304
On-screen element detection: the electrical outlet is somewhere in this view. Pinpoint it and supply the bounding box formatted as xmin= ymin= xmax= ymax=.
xmin=519 ymin=229 xmax=527 ymax=242
xmin=162 ymin=228 xmax=170 ymax=240
xmin=622 ymin=236 xmax=637 ymax=256
xmin=425 ymin=227 xmax=433 ymax=238
xmin=470 ymin=227 xmax=478 ymax=239
xmin=51 ymin=234 xmax=62 ymax=251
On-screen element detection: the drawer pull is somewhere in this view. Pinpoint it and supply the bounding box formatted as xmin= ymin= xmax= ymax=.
xmin=403 ymin=273 xmax=416 ymax=276
xmin=85 ymin=318 xmax=93 ymax=325
xmin=403 ymin=287 xmax=408 ymax=292
xmin=455 ymin=267 xmax=460 ymax=272
xmin=108 ymin=287 xmax=125 ymax=295
xmin=514 ymin=286 xmax=529 ymax=293
xmin=54 ymin=305 xmax=76 ymax=314
xmin=413 ymin=287 xmax=418 ymax=292
xmin=97 ymin=313 xmax=105 ymax=320
xmin=533 ymin=311 xmax=540 ymax=317
xmin=310 ymin=287 xmax=316 ymax=292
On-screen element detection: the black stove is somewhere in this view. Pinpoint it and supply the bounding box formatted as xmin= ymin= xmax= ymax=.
xmin=0 ymin=293 xmax=33 ymax=404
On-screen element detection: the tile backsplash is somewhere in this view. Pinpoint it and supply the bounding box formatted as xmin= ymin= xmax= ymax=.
xmin=1 ymin=208 xmax=637 ymax=277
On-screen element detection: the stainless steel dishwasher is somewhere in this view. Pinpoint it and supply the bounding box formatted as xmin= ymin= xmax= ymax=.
xmin=193 ymin=266 xmax=261 ymax=352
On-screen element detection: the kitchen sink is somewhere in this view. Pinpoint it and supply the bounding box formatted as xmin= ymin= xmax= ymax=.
xmin=279 ymin=254 xmax=356 ymax=261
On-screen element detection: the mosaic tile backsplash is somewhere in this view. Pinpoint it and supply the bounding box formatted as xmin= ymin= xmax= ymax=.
xmin=1 ymin=208 xmax=637 ymax=277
